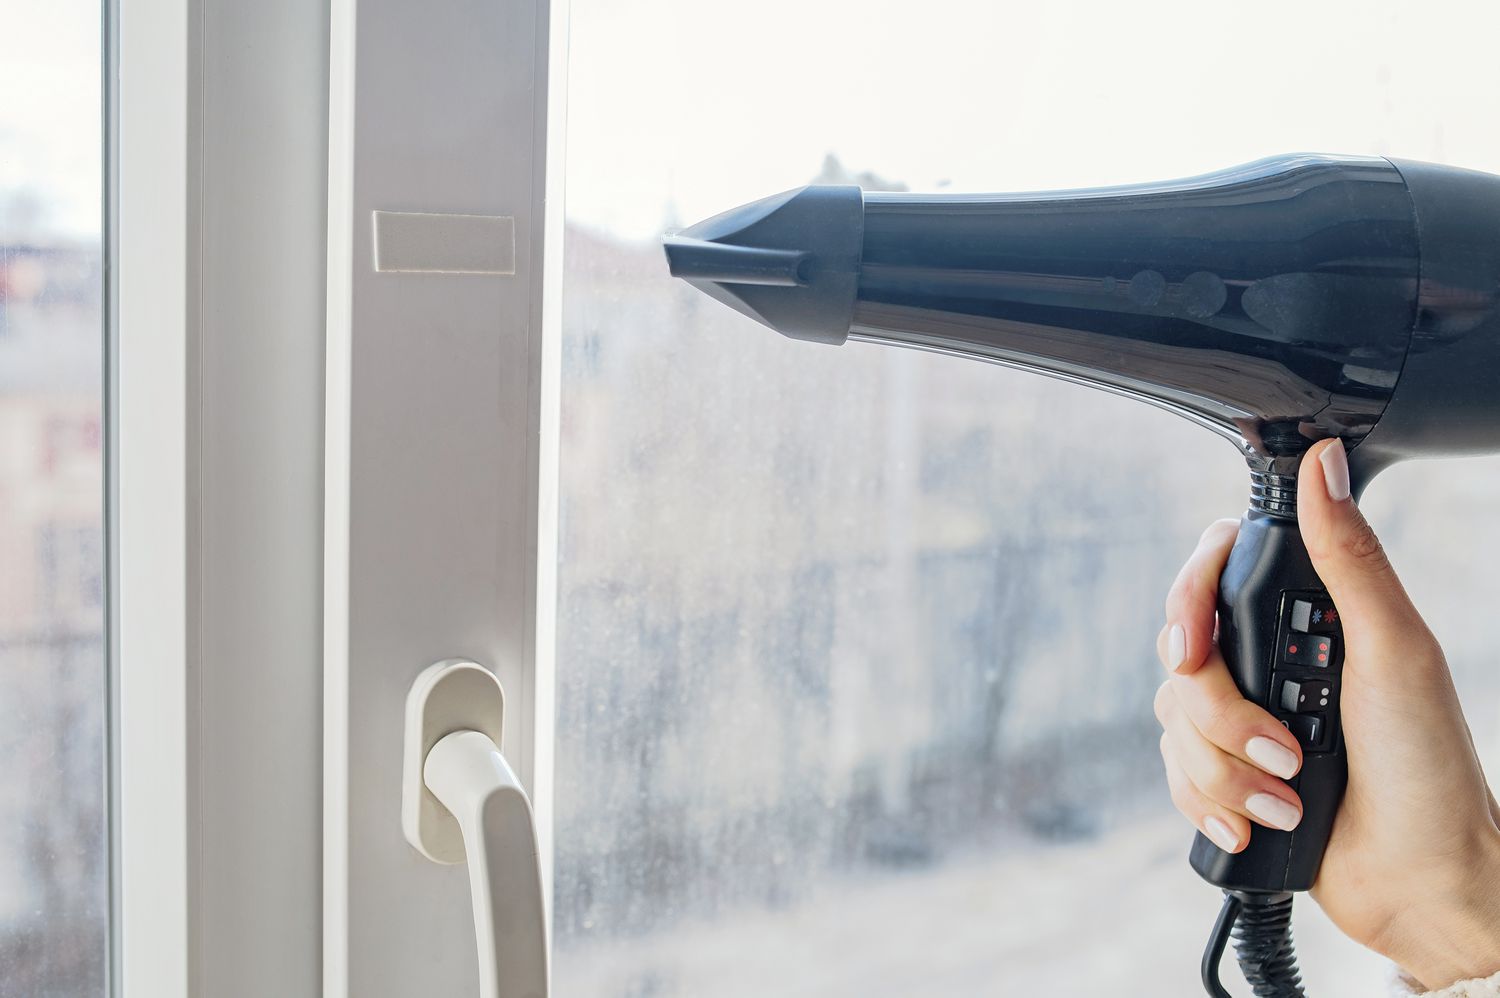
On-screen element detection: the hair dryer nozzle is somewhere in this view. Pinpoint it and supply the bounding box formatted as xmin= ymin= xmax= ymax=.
xmin=662 ymin=185 xmax=863 ymax=344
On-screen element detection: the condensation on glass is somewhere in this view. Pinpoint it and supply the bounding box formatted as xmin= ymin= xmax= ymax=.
xmin=0 ymin=3 xmax=107 ymax=995
xmin=552 ymin=2 xmax=1500 ymax=996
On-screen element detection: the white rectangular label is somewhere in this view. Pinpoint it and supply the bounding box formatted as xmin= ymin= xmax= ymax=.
xmin=372 ymin=210 xmax=516 ymax=275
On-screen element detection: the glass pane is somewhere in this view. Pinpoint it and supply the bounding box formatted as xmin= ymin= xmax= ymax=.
xmin=554 ymin=4 xmax=1500 ymax=995
xmin=0 ymin=2 xmax=106 ymax=993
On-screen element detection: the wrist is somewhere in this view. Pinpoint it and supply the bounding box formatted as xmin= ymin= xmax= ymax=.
xmin=1381 ymin=827 xmax=1500 ymax=992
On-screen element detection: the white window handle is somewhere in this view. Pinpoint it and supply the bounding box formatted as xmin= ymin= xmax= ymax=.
xmin=403 ymin=661 xmax=549 ymax=998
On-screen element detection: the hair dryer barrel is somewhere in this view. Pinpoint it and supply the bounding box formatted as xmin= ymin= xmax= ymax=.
xmin=665 ymin=155 xmax=1424 ymax=465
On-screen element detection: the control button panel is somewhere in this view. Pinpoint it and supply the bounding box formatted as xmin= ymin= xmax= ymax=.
xmin=1271 ymin=589 xmax=1343 ymax=754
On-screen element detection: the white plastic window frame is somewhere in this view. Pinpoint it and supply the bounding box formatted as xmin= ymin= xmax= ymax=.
xmin=114 ymin=0 xmax=326 ymax=995
xmin=115 ymin=0 xmax=564 ymax=992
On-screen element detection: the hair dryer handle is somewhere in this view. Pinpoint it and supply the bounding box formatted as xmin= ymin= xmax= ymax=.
xmin=1188 ymin=510 xmax=1348 ymax=892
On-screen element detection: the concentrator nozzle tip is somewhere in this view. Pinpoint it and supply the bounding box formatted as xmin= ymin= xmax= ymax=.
xmin=662 ymin=184 xmax=865 ymax=345
xmin=662 ymin=235 xmax=809 ymax=287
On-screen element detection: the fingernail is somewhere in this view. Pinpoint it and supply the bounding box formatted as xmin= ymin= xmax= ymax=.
xmin=1204 ymin=816 xmax=1240 ymax=852
xmin=1167 ymin=624 xmax=1186 ymax=672
xmin=1320 ymin=439 xmax=1350 ymax=502
xmin=1246 ymin=793 xmax=1301 ymax=831
xmin=1245 ymin=736 xmax=1299 ymax=780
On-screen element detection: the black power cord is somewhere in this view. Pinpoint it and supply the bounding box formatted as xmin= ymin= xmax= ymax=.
xmin=1202 ymin=893 xmax=1243 ymax=998
xmin=1202 ymin=891 xmax=1306 ymax=998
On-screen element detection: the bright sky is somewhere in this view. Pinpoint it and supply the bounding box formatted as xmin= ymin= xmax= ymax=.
xmin=565 ymin=0 xmax=1500 ymax=240
xmin=0 ymin=0 xmax=100 ymax=240
xmin=8 ymin=0 xmax=1500 ymax=244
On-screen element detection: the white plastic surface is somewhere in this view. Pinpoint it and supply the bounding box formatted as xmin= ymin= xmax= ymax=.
xmin=323 ymin=0 xmax=565 ymax=989
xmin=403 ymin=660 xmax=507 ymax=863
xmin=425 ymin=732 xmax=549 ymax=998
xmin=118 ymin=0 xmax=327 ymax=994
xmin=372 ymin=211 xmax=517 ymax=274
xmin=403 ymin=662 xmax=548 ymax=998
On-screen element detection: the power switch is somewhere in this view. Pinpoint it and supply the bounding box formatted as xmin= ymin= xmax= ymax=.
xmin=1284 ymin=714 xmax=1323 ymax=751
xmin=1280 ymin=678 xmax=1334 ymax=714
xmin=1282 ymin=633 xmax=1334 ymax=668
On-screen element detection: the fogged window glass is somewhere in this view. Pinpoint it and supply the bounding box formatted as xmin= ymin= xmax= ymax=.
xmin=554 ymin=3 xmax=1500 ymax=994
xmin=0 ymin=3 xmax=106 ymax=994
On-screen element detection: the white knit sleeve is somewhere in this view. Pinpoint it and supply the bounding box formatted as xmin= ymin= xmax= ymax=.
xmin=1392 ymin=967 xmax=1500 ymax=997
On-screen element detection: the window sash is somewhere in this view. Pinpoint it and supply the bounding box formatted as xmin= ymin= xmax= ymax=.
xmin=115 ymin=0 xmax=565 ymax=991
xmin=322 ymin=0 xmax=567 ymax=993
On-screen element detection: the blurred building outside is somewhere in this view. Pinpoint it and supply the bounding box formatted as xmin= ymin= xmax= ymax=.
xmin=0 ymin=238 xmax=106 ymax=996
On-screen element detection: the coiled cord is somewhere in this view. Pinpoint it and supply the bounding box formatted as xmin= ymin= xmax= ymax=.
xmin=1202 ymin=890 xmax=1306 ymax=998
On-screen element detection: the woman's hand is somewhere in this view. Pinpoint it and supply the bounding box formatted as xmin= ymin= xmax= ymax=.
xmin=1154 ymin=438 xmax=1500 ymax=991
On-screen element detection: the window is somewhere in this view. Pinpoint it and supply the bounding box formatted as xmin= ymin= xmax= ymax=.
xmin=0 ymin=1 xmax=106 ymax=993
xmin=317 ymin=2 xmax=1500 ymax=993
xmin=551 ymin=3 xmax=1500 ymax=995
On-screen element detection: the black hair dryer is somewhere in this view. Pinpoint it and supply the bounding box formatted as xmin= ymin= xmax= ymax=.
xmin=664 ymin=155 xmax=1500 ymax=997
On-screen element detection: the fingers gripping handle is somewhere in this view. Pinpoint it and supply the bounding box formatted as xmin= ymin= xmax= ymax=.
xmin=1189 ymin=512 xmax=1348 ymax=892
xmin=403 ymin=661 xmax=549 ymax=998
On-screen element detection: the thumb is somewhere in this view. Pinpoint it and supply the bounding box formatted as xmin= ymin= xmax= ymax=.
xmin=1296 ymin=438 xmax=1423 ymax=646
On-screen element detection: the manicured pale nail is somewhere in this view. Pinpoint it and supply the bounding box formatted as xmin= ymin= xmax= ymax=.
xmin=1246 ymin=793 xmax=1301 ymax=831
xmin=1320 ymin=439 xmax=1350 ymax=502
xmin=1204 ymin=816 xmax=1240 ymax=852
xmin=1167 ymin=624 xmax=1186 ymax=672
xmin=1245 ymin=737 xmax=1299 ymax=780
